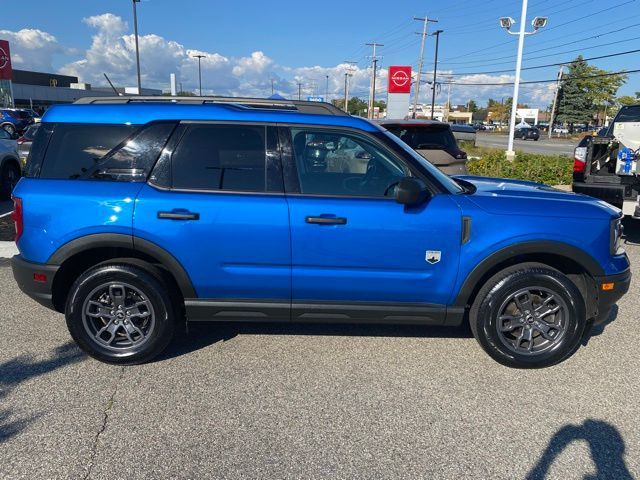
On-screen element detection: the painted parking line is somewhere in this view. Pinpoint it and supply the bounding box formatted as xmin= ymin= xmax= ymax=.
xmin=0 ymin=211 xmax=13 ymax=219
xmin=0 ymin=241 xmax=18 ymax=258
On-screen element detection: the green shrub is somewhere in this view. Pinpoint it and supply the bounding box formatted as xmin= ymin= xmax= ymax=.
xmin=467 ymin=151 xmax=573 ymax=185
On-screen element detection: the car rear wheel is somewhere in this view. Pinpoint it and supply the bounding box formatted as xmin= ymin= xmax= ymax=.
xmin=469 ymin=263 xmax=587 ymax=368
xmin=0 ymin=161 xmax=20 ymax=200
xmin=65 ymin=264 xmax=176 ymax=364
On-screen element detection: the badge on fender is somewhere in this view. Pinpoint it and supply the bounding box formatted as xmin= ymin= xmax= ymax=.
xmin=425 ymin=251 xmax=441 ymax=264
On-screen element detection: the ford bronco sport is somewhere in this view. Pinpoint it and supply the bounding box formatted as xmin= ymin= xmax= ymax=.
xmin=11 ymin=96 xmax=630 ymax=368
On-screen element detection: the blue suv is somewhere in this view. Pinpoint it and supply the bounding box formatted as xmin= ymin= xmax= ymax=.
xmin=10 ymin=97 xmax=631 ymax=368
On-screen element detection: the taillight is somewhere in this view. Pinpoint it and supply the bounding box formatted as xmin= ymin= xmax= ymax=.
xmin=573 ymin=146 xmax=587 ymax=173
xmin=17 ymin=136 xmax=25 ymax=145
xmin=11 ymin=196 xmax=23 ymax=242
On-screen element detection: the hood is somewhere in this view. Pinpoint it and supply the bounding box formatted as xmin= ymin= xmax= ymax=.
xmin=454 ymin=175 xmax=621 ymax=220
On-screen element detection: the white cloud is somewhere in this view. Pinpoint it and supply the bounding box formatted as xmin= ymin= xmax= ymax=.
xmin=1 ymin=14 xmax=556 ymax=107
xmin=0 ymin=28 xmax=65 ymax=72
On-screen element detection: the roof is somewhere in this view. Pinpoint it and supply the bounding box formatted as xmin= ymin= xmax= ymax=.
xmin=378 ymin=119 xmax=450 ymax=128
xmin=42 ymin=98 xmax=380 ymax=132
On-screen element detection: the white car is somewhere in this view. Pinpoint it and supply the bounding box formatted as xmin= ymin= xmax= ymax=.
xmin=0 ymin=128 xmax=21 ymax=200
xmin=553 ymin=126 xmax=569 ymax=134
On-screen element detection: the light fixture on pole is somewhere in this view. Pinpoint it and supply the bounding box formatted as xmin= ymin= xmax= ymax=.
xmin=192 ymin=54 xmax=205 ymax=96
xmin=500 ymin=0 xmax=547 ymax=160
xmin=132 ymin=0 xmax=142 ymax=94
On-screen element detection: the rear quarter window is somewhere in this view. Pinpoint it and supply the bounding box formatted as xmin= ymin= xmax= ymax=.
xmin=30 ymin=122 xmax=176 ymax=181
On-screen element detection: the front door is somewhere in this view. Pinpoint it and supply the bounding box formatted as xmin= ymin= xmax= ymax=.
xmin=283 ymin=126 xmax=462 ymax=322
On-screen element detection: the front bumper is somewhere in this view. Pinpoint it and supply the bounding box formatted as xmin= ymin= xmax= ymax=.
xmin=593 ymin=268 xmax=631 ymax=324
xmin=11 ymin=255 xmax=59 ymax=311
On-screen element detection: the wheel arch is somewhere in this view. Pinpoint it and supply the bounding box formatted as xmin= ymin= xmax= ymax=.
xmin=455 ymin=241 xmax=602 ymax=316
xmin=48 ymin=233 xmax=196 ymax=312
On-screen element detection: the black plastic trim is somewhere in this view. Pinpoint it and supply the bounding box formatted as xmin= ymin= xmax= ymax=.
xmin=461 ymin=216 xmax=472 ymax=245
xmin=454 ymin=241 xmax=606 ymax=307
xmin=594 ymin=268 xmax=631 ymax=324
xmin=11 ymin=255 xmax=59 ymax=310
xmin=185 ymin=299 xmax=290 ymax=322
xmin=47 ymin=233 xmax=197 ymax=298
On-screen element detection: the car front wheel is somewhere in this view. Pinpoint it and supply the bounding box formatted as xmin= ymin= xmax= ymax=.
xmin=65 ymin=264 xmax=176 ymax=364
xmin=469 ymin=263 xmax=587 ymax=368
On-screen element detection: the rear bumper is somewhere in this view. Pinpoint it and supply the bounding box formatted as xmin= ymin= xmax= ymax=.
xmin=572 ymin=181 xmax=626 ymax=208
xmin=11 ymin=255 xmax=59 ymax=311
xmin=593 ymin=268 xmax=631 ymax=324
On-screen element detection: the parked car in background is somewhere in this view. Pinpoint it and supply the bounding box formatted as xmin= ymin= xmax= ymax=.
xmin=17 ymin=123 xmax=40 ymax=165
xmin=20 ymin=108 xmax=42 ymax=123
xmin=553 ymin=126 xmax=569 ymax=135
xmin=472 ymin=123 xmax=486 ymax=131
xmin=573 ymin=104 xmax=640 ymax=215
xmin=0 ymin=109 xmax=34 ymax=136
xmin=515 ymin=125 xmax=540 ymax=141
xmin=380 ymin=120 xmax=468 ymax=175
xmin=450 ymin=124 xmax=477 ymax=144
xmin=0 ymin=127 xmax=21 ymax=199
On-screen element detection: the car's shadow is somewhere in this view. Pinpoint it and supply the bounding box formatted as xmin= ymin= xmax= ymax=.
xmin=622 ymin=217 xmax=640 ymax=245
xmin=158 ymin=321 xmax=474 ymax=361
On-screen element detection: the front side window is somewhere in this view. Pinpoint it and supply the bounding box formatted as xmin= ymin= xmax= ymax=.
xmin=290 ymin=128 xmax=408 ymax=197
xmin=171 ymin=124 xmax=267 ymax=192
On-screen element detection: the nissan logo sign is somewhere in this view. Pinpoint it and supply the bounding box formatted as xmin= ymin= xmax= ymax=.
xmin=391 ymin=70 xmax=410 ymax=87
xmin=0 ymin=47 xmax=8 ymax=69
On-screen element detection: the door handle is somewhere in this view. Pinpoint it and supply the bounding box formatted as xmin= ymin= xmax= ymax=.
xmin=305 ymin=216 xmax=347 ymax=225
xmin=158 ymin=211 xmax=200 ymax=220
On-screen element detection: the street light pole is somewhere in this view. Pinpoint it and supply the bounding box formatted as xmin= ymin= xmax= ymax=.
xmin=430 ymin=30 xmax=443 ymax=120
xmin=325 ymin=74 xmax=329 ymax=102
xmin=500 ymin=2 xmax=547 ymax=160
xmin=192 ymin=54 xmax=205 ymax=96
xmin=132 ymin=0 xmax=142 ymax=94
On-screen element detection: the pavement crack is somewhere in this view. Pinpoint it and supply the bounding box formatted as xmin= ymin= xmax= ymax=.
xmin=83 ymin=366 xmax=125 ymax=480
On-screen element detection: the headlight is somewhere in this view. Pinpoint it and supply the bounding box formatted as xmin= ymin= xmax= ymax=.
xmin=610 ymin=217 xmax=624 ymax=255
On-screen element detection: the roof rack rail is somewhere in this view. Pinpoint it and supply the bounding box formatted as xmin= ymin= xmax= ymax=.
xmin=73 ymin=95 xmax=348 ymax=116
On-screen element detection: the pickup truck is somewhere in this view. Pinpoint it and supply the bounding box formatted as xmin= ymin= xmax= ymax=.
xmin=572 ymin=104 xmax=640 ymax=215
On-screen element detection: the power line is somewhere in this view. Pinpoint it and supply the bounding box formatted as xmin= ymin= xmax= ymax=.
xmin=448 ymin=68 xmax=637 ymax=86
xmin=446 ymin=48 xmax=640 ymax=76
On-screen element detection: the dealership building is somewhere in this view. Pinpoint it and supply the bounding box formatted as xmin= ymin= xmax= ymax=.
xmin=11 ymin=69 xmax=162 ymax=110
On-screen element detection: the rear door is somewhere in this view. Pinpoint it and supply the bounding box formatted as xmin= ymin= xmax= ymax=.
xmin=134 ymin=122 xmax=291 ymax=321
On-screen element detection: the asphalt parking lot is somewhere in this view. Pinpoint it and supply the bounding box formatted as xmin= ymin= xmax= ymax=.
xmin=475 ymin=133 xmax=576 ymax=157
xmin=1 ymin=223 xmax=639 ymax=479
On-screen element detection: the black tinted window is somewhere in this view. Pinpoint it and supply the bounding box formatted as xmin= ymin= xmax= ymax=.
xmin=617 ymin=106 xmax=640 ymax=122
xmin=172 ymin=124 xmax=266 ymax=192
xmin=385 ymin=125 xmax=455 ymax=149
xmin=39 ymin=124 xmax=137 ymax=179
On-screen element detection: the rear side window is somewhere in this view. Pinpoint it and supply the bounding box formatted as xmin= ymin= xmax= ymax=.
xmin=34 ymin=123 xmax=175 ymax=181
xmin=171 ymin=124 xmax=267 ymax=192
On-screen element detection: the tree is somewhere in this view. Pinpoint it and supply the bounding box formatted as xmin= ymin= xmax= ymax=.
xmin=616 ymin=95 xmax=640 ymax=106
xmin=467 ymin=99 xmax=478 ymax=113
xmin=555 ymin=56 xmax=627 ymax=126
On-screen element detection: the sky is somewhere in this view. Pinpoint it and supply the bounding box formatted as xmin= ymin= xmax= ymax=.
xmin=0 ymin=0 xmax=638 ymax=108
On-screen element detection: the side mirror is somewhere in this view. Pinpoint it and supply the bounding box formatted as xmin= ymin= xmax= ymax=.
xmin=395 ymin=177 xmax=428 ymax=206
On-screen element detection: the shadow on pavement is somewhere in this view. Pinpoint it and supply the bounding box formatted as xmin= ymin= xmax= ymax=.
xmin=159 ymin=321 xmax=473 ymax=361
xmin=0 ymin=341 xmax=85 ymax=443
xmin=526 ymin=419 xmax=633 ymax=480
xmin=622 ymin=217 xmax=640 ymax=246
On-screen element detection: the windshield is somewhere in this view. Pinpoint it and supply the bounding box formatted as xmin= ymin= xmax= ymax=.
xmin=385 ymin=125 xmax=455 ymax=149
xmin=381 ymin=130 xmax=463 ymax=194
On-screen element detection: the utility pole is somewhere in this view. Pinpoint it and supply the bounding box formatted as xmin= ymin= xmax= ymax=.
xmin=192 ymin=54 xmax=205 ymax=96
xmin=430 ymin=30 xmax=443 ymax=120
xmin=271 ymin=78 xmax=275 ymax=95
xmin=366 ymin=42 xmax=383 ymax=120
xmin=132 ymin=0 xmax=142 ymax=94
xmin=548 ymin=64 xmax=564 ymax=139
xmin=297 ymin=82 xmax=303 ymax=100
xmin=325 ymin=75 xmax=329 ymax=101
xmin=413 ymin=16 xmax=438 ymax=118
xmin=343 ymin=60 xmax=357 ymax=113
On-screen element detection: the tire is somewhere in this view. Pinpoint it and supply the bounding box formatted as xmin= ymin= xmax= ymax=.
xmin=0 ymin=161 xmax=20 ymax=200
xmin=65 ymin=264 xmax=176 ymax=365
xmin=469 ymin=263 xmax=587 ymax=368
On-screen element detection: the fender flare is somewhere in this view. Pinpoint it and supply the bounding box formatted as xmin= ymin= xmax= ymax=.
xmin=454 ymin=241 xmax=604 ymax=308
xmin=47 ymin=233 xmax=196 ymax=298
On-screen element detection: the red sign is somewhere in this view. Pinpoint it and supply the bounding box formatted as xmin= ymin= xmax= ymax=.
xmin=0 ymin=40 xmax=12 ymax=81
xmin=388 ymin=66 xmax=412 ymax=94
